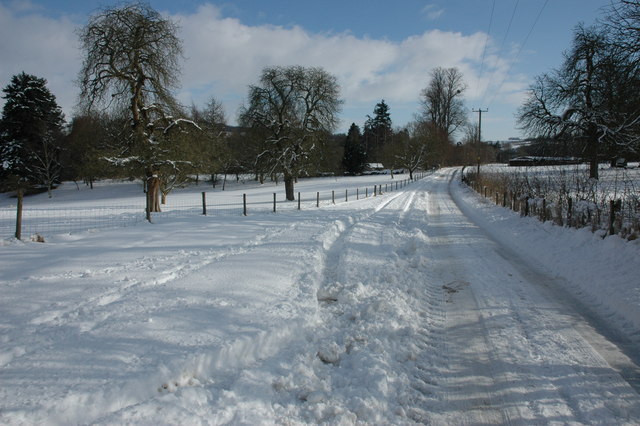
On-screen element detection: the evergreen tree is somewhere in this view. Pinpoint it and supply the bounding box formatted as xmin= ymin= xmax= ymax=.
xmin=64 ymin=114 xmax=108 ymax=187
xmin=363 ymin=99 xmax=392 ymax=162
xmin=342 ymin=123 xmax=367 ymax=175
xmin=0 ymin=72 xmax=65 ymax=195
xmin=371 ymin=100 xmax=392 ymax=131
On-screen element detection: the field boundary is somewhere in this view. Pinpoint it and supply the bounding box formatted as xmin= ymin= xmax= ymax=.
xmin=462 ymin=165 xmax=640 ymax=240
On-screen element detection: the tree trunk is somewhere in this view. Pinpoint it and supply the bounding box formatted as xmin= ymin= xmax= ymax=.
xmin=587 ymin=126 xmax=599 ymax=180
xmin=589 ymin=156 xmax=599 ymax=180
xmin=147 ymin=175 xmax=161 ymax=212
xmin=284 ymin=173 xmax=295 ymax=201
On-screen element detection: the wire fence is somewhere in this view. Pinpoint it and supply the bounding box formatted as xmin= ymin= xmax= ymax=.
xmin=1 ymin=175 xmax=425 ymax=240
xmin=0 ymin=203 xmax=147 ymax=240
xmin=463 ymin=165 xmax=640 ymax=240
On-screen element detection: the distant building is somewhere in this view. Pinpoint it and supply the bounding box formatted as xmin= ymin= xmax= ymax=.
xmin=508 ymin=156 xmax=582 ymax=167
xmin=366 ymin=163 xmax=384 ymax=171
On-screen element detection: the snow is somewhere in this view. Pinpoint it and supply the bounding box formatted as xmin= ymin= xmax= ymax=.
xmin=0 ymin=169 xmax=639 ymax=424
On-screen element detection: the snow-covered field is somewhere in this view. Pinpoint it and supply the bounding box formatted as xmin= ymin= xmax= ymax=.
xmin=0 ymin=174 xmax=418 ymax=238
xmin=1 ymin=169 xmax=639 ymax=424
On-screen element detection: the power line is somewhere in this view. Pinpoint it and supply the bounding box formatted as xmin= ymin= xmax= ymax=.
xmin=485 ymin=0 xmax=550 ymax=109
xmin=475 ymin=0 xmax=496 ymax=100
xmin=480 ymin=0 xmax=520 ymax=105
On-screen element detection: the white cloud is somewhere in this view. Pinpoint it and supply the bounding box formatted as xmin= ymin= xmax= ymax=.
xmin=7 ymin=0 xmax=41 ymax=13
xmin=421 ymin=4 xmax=445 ymax=21
xmin=173 ymin=4 xmax=513 ymax=128
xmin=0 ymin=2 xmax=525 ymax=135
xmin=0 ymin=2 xmax=81 ymax=118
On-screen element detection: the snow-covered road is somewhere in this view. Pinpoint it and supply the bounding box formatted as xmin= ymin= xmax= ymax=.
xmin=424 ymin=170 xmax=640 ymax=424
xmin=1 ymin=169 xmax=639 ymax=424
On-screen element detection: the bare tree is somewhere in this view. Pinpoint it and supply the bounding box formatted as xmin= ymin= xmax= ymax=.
xmin=190 ymin=97 xmax=228 ymax=185
xmin=419 ymin=67 xmax=468 ymax=142
xmin=77 ymin=1 xmax=192 ymax=212
xmin=605 ymin=0 xmax=640 ymax=57
xmin=517 ymin=24 xmax=640 ymax=179
xmin=390 ymin=123 xmax=429 ymax=180
xmin=239 ymin=66 xmax=342 ymax=200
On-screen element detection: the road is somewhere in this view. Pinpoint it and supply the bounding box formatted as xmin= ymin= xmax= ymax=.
xmin=308 ymin=168 xmax=640 ymax=424
xmin=410 ymin=169 xmax=640 ymax=423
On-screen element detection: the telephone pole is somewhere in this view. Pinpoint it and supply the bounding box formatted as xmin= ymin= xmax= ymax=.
xmin=472 ymin=108 xmax=488 ymax=176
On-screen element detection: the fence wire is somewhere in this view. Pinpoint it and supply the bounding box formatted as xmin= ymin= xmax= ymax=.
xmin=464 ymin=165 xmax=640 ymax=239
xmin=1 ymin=177 xmax=420 ymax=240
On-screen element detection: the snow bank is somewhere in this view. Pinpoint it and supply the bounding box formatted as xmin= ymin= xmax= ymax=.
xmin=452 ymin=173 xmax=640 ymax=337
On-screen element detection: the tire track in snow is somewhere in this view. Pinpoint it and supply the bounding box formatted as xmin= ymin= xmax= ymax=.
xmin=0 ymin=219 xmax=331 ymax=424
xmin=423 ymin=168 xmax=640 ymax=424
xmin=135 ymin=190 xmax=424 ymax=423
xmin=22 ymin=222 xmax=300 ymax=332
xmin=277 ymin=184 xmax=451 ymax=423
xmin=94 ymin=193 xmax=418 ymax=419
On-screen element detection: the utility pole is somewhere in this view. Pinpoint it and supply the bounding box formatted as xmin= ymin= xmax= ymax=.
xmin=472 ymin=108 xmax=488 ymax=177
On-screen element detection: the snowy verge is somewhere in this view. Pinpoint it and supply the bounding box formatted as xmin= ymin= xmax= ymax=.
xmin=451 ymin=170 xmax=640 ymax=338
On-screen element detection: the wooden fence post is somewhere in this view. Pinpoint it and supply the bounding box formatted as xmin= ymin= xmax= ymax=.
xmin=609 ymin=200 xmax=616 ymax=235
xmin=202 ymin=192 xmax=207 ymax=215
xmin=332 ymin=190 xmax=335 ymax=204
xmin=273 ymin=193 xmax=277 ymax=213
xmin=243 ymin=194 xmax=247 ymax=216
xmin=345 ymin=189 xmax=348 ymax=202
xmin=317 ymin=191 xmax=320 ymax=208
xmin=146 ymin=190 xmax=151 ymax=222
xmin=298 ymin=192 xmax=301 ymax=210
xmin=15 ymin=189 xmax=23 ymax=240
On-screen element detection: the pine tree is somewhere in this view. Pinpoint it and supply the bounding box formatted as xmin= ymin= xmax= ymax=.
xmin=0 ymin=72 xmax=65 ymax=195
xmin=342 ymin=123 xmax=367 ymax=175
xmin=363 ymin=100 xmax=392 ymax=163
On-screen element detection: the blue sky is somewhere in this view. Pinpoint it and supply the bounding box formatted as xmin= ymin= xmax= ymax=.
xmin=0 ymin=0 xmax=612 ymax=141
